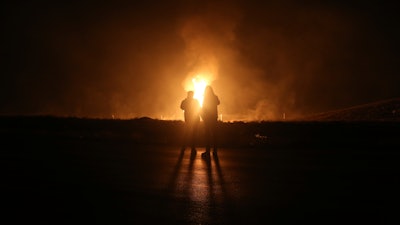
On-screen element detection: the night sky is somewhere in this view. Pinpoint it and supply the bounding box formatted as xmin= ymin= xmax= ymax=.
xmin=2 ymin=1 xmax=399 ymax=121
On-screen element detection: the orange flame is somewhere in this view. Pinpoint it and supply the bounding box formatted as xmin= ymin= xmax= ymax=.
xmin=192 ymin=76 xmax=208 ymax=106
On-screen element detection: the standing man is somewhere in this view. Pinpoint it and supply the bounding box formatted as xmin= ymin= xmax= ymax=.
xmin=180 ymin=91 xmax=201 ymax=152
xmin=201 ymin=86 xmax=220 ymax=159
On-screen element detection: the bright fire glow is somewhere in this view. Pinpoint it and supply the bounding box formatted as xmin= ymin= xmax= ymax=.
xmin=192 ymin=77 xmax=208 ymax=106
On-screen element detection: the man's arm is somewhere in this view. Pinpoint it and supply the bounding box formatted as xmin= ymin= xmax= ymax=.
xmin=180 ymin=100 xmax=186 ymax=110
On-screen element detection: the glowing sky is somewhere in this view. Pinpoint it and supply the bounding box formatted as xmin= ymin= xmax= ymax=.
xmin=1 ymin=1 xmax=399 ymax=121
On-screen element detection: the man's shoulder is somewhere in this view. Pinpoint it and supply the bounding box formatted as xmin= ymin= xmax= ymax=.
xmin=180 ymin=99 xmax=187 ymax=108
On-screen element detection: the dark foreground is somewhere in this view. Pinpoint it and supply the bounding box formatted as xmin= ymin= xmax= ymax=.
xmin=1 ymin=117 xmax=400 ymax=224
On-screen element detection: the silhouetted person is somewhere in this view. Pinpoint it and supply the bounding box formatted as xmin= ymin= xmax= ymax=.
xmin=180 ymin=91 xmax=201 ymax=152
xmin=201 ymin=86 xmax=220 ymax=159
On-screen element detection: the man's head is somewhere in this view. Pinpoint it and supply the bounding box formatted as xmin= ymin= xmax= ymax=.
xmin=187 ymin=91 xmax=194 ymax=98
xmin=204 ymin=86 xmax=214 ymax=96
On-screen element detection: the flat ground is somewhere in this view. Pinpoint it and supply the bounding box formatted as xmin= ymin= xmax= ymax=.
xmin=1 ymin=118 xmax=399 ymax=224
